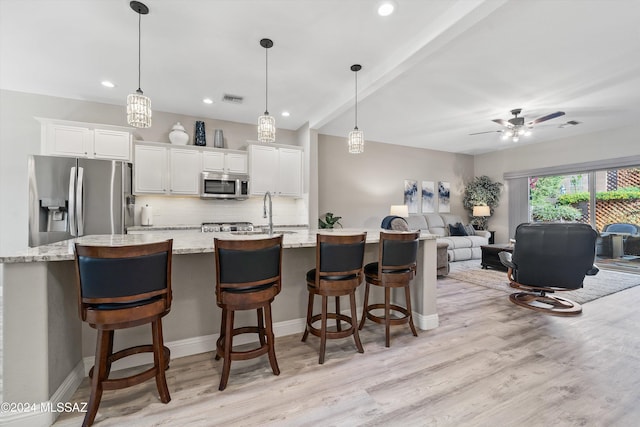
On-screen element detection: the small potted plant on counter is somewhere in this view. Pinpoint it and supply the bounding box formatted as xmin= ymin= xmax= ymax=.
xmin=318 ymin=212 xmax=342 ymax=229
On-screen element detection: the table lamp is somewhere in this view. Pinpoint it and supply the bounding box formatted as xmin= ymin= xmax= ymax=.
xmin=390 ymin=205 xmax=409 ymax=217
xmin=473 ymin=205 xmax=491 ymax=217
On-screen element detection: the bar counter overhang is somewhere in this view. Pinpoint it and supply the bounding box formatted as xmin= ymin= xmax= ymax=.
xmin=0 ymin=229 xmax=438 ymax=426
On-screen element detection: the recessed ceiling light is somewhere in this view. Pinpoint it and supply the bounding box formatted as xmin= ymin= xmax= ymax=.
xmin=101 ymin=81 xmax=115 ymax=88
xmin=377 ymin=1 xmax=396 ymax=16
xmin=203 ymin=98 xmax=213 ymax=104
xmin=281 ymin=111 xmax=290 ymax=117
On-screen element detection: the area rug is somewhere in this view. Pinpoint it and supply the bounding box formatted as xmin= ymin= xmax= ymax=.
xmin=447 ymin=260 xmax=640 ymax=304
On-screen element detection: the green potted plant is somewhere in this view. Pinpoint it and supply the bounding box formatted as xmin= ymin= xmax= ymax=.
xmin=318 ymin=212 xmax=343 ymax=229
xmin=462 ymin=176 xmax=503 ymax=230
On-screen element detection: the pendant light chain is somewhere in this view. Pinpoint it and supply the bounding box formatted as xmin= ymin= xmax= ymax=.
xmin=137 ymin=10 xmax=142 ymax=93
xmin=127 ymin=1 xmax=151 ymax=128
xmin=257 ymin=38 xmax=275 ymax=143
xmin=264 ymin=45 xmax=268 ymax=114
xmin=348 ymin=64 xmax=364 ymax=153
xmin=354 ymin=69 xmax=358 ymax=130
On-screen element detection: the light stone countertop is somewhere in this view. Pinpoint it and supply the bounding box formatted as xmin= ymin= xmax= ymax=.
xmin=0 ymin=229 xmax=437 ymax=264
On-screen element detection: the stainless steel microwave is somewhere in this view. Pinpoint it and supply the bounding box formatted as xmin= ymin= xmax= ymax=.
xmin=200 ymin=172 xmax=250 ymax=200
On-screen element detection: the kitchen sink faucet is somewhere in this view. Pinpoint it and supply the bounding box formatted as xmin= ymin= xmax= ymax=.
xmin=263 ymin=191 xmax=273 ymax=236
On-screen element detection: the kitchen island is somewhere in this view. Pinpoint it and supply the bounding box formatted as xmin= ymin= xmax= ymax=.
xmin=0 ymin=229 xmax=437 ymax=426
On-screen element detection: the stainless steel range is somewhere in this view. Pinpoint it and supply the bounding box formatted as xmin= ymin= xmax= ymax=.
xmin=201 ymin=222 xmax=254 ymax=233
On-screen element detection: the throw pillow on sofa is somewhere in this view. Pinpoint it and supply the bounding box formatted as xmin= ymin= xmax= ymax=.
xmin=463 ymin=224 xmax=476 ymax=236
xmin=449 ymin=222 xmax=467 ymax=236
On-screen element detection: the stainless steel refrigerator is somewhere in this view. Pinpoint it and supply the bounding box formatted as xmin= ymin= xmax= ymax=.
xmin=28 ymin=155 xmax=134 ymax=247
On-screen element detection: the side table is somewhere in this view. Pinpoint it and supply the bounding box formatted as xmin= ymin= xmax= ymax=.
xmin=488 ymin=231 xmax=495 ymax=245
xmin=481 ymin=244 xmax=513 ymax=271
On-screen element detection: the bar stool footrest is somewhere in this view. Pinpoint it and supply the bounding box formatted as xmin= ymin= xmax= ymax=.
xmin=88 ymin=344 xmax=170 ymax=391
xmin=216 ymin=326 xmax=271 ymax=361
xmin=306 ymin=313 xmax=356 ymax=339
xmin=364 ymin=303 xmax=411 ymax=326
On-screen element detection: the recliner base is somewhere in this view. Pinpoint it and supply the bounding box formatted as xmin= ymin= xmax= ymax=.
xmin=509 ymin=292 xmax=582 ymax=316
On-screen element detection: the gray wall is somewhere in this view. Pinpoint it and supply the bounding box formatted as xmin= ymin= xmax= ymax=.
xmin=474 ymin=125 xmax=640 ymax=243
xmin=317 ymin=134 xmax=475 ymax=229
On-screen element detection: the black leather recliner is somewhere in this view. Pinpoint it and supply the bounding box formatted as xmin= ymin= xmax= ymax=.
xmin=498 ymin=222 xmax=599 ymax=316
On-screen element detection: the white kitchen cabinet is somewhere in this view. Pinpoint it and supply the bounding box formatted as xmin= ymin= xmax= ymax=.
xmin=249 ymin=144 xmax=303 ymax=197
xmin=92 ymin=129 xmax=131 ymax=160
xmin=169 ymin=148 xmax=201 ymax=195
xmin=249 ymin=145 xmax=279 ymax=195
xmin=39 ymin=119 xmax=132 ymax=160
xmin=202 ymin=151 xmax=225 ymax=172
xmin=277 ymin=148 xmax=303 ymax=197
xmin=225 ymin=152 xmax=248 ymax=173
xmin=134 ymin=142 xmax=203 ymax=195
xmin=45 ymin=124 xmax=93 ymax=157
xmin=134 ymin=144 xmax=168 ymax=194
xmin=202 ymin=151 xmax=247 ymax=174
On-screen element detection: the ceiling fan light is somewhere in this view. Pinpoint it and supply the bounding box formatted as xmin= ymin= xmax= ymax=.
xmin=512 ymin=136 xmax=520 ymax=142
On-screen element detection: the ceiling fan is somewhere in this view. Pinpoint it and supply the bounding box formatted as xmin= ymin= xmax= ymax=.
xmin=470 ymin=108 xmax=565 ymax=142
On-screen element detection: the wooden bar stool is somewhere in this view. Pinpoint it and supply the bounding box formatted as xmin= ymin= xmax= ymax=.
xmin=73 ymin=240 xmax=173 ymax=427
xmin=301 ymin=232 xmax=367 ymax=364
xmin=213 ymin=235 xmax=283 ymax=390
xmin=359 ymin=231 xmax=419 ymax=347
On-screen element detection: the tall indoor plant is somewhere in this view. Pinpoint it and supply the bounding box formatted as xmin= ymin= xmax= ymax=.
xmin=462 ymin=175 xmax=503 ymax=230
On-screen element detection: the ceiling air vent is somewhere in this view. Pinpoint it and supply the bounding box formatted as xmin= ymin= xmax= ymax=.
xmin=222 ymin=94 xmax=244 ymax=104
xmin=559 ymin=120 xmax=581 ymax=128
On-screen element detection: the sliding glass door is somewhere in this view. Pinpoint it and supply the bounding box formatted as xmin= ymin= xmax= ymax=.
xmin=528 ymin=173 xmax=590 ymax=224
xmin=528 ymin=167 xmax=640 ymax=261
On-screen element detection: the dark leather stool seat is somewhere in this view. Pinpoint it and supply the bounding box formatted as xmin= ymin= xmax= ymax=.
xmin=302 ymin=232 xmax=367 ymax=364
xmin=214 ymin=236 xmax=283 ymax=390
xmin=359 ymin=231 xmax=420 ymax=347
xmin=73 ymin=240 xmax=173 ymax=427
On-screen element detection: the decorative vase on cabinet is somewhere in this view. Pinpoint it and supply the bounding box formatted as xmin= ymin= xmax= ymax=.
xmin=169 ymin=122 xmax=189 ymax=145
xmin=195 ymin=121 xmax=206 ymax=146
xmin=213 ymin=129 xmax=224 ymax=148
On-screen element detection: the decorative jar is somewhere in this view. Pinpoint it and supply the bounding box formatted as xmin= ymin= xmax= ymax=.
xmin=169 ymin=122 xmax=189 ymax=145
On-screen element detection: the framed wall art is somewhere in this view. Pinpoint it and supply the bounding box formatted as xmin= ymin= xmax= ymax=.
xmin=421 ymin=181 xmax=435 ymax=213
xmin=438 ymin=181 xmax=450 ymax=213
xmin=404 ymin=179 xmax=418 ymax=214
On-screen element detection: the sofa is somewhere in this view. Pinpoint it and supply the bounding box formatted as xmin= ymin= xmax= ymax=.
xmin=405 ymin=213 xmax=490 ymax=262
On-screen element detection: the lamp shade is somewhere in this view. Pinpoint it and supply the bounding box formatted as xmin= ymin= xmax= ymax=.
xmin=390 ymin=205 xmax=409 ymax=217
xmin=473 ymin=205 xmax=491 ymax=217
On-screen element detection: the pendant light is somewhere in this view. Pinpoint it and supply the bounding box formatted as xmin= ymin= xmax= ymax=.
xmin=257 ymin=38 xmax=275 ymax=143
xmin=348 ymin=64 xmax=364 ymax=154
xmin=127 ymin=1 xmax=152 ymax=128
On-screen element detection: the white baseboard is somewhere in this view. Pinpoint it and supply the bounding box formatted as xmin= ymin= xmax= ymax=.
xmin=0 ymin=361 xmax=85 ymax=427
xmin=414 ymin=312 xmax=439 ymax=330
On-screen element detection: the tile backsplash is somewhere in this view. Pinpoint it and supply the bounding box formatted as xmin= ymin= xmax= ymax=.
xmin=134 ymin=195 xmax=308 ymax=228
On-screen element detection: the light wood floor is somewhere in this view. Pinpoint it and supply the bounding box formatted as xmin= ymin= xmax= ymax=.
xmin=55 ymin=278 xmax=640 ymax=426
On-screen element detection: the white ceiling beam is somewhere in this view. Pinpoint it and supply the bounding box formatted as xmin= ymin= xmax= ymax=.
xmin=310 ymin=0 xmax=510 ymax=130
